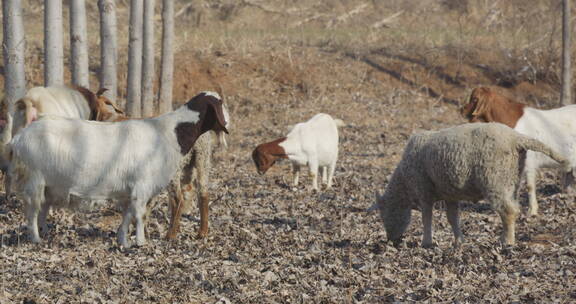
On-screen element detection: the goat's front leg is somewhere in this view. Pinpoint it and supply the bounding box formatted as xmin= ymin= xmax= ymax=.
xmin=117 ymin=201 xmax=133 ymax=248
xmin=166 ymin=180 xmax=184 ymax=240
xmin=321 ymin=166 xmax=328 ymax=185
xmin=197 ymin=192 xmax=209 ymax=239
xmin=292 ymin=163 xmax=301 ymax=187
xmin=421 ymin=202 xmax=434 ymax=248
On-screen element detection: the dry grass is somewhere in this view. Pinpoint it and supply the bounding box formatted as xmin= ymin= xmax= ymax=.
xmin=1 ymin=0 xmax=576 ymax=303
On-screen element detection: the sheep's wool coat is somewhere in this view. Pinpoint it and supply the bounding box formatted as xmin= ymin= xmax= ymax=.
xmin=378 ymin=123 xmax=568 ymax=239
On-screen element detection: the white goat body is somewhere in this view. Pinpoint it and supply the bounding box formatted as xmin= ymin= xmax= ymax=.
xmin=9 ymin=92 xmax=227 ymax=247
xmin=1 ymin=85 xmax=123 ymax=176
xmin=514 ymin=106 xmax=576 ymax=215
xmin=252 ymin=113 xmax=340 ymax=190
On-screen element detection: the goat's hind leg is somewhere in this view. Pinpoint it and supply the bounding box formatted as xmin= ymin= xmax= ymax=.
xmin=292 ymin=163 xmax=301 ymax=187
xmin=23 ymin=195 xmax=41 ymax=243
xmin=23 ymin=179 xmax=45 ymax=243
xmin=326 ymin=160 xmax=337 ymax=189
xmin=133 ymin=198 xmax=148 ymax=246
xmin=117 ymin=200 xmax=133 ymax=248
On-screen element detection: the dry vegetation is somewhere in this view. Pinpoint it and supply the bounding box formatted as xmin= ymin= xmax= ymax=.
xmin=1 ymin=0 xmax=576 ymax=303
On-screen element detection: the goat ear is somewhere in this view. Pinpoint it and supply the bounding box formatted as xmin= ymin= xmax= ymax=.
xmin=207 ymin=99 xmax=229 ymax=134
xmin=106 ymin=100 xmax=125 ymax=114
xmin=471 ymin=89 xmax=490 ymax=116
xmin=96 ymin=88 xmax=108 ymax=97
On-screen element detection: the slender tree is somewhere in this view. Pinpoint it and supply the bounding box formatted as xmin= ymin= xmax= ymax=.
xmin=158 ymin=0 xmax=174 ymax=114
xmin=99 ymin=0 xmax=118 ymax=104
xmin=2 ymin=0 xmax=26 ymax=106
xmin=561 ymin=0 xmax=572 ymax=106
xmin=2 ymin=0 xmax=26 ymax=146
xmin=126 ymin=0 xmax=144 ymax=117
xmin=141 ymin=0 xmax=156 ymax=117
xmin=70 ymin=0 xmax=89 ymax=88
xmin=44 ymin=0 xmax=64 ymax=86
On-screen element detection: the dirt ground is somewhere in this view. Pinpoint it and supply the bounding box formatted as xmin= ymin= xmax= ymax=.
xmin=1 ymin=1 xmax=576 ymax=303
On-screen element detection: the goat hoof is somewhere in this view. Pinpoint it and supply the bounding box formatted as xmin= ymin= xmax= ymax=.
xmin=196 ymin=230 xmax=208 ymax=239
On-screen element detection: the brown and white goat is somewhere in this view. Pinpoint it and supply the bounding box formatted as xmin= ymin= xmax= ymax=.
xmin=252 ymin=113 xmax=342 ymax=191
xmin=460 ymin=87 xmax=576 ymax=216
xmin=0 ymin=85 xmax=125 ymax=195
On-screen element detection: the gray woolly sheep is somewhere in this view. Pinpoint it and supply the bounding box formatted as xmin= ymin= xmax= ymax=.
xmin=370 ymin=123 xmax=570 ymax=247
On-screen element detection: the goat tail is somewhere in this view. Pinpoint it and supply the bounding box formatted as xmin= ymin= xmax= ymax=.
xmin=517 ymin=135 xmax=571 ymax=173
xmin=333 ymin=118 xmax=345 ymax=127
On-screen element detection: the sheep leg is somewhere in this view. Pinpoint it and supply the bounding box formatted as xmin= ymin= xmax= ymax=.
xmin=495 ymin=198 xmax=519 ymax=246
xmin=292 ymin=163 xmax=300 ymax=186
xmin=38 ymin=202 xmax=51 ymax=235
xmin=3 ymin=171 xmax=11 ymax=198
xmin=321 ymin=166 xmax=328 ymax=185
xmin=166 ymin=180 xmax=184 ymax=240
xmin=446 ymin=201 xmax=463 ymax=247
xmin=561 ymin=170 xmax=576 ymax=195
xmin=117 ymin=201 xmax=133 ymax=248
xmin=525 ymin=169 xmax=538 ymax=216
xmin=421 ymin=202 xmax=434 ymax=248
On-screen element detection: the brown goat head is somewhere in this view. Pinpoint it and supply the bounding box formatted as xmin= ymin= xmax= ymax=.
xmin=252 ymin=138 xmax=288 ymax=175
xmin=460 ymin=87 xmax=525 ymax=128
xmin=460 ymin=87 xmax=493 ymax=122
xmin=95 ymin=88 xmax=126 ymax=121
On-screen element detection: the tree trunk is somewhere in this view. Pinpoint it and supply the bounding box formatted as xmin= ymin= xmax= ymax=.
xmin=70 ymin=0 xmax=90 ymax=88
xmin=44 ymin=0 xmax=64 ymax=86
xmin=141 ymin=0 xmax=156 ymax=117
xmin=126 ymin=0 xmax=144 ymax=117
xmin=561 ymin=0 xmax=572 ymax=106
xmin=2 ymin=0 xmax=27 ymax=107
xmin=98 ymin=0 xmax=119 ymax=105
xmin=158 ymin=0 xmax=174 ymax=114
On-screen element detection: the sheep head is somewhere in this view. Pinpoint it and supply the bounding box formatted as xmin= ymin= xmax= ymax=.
xmin=376 ymin=190 xmax=412 ymax=246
